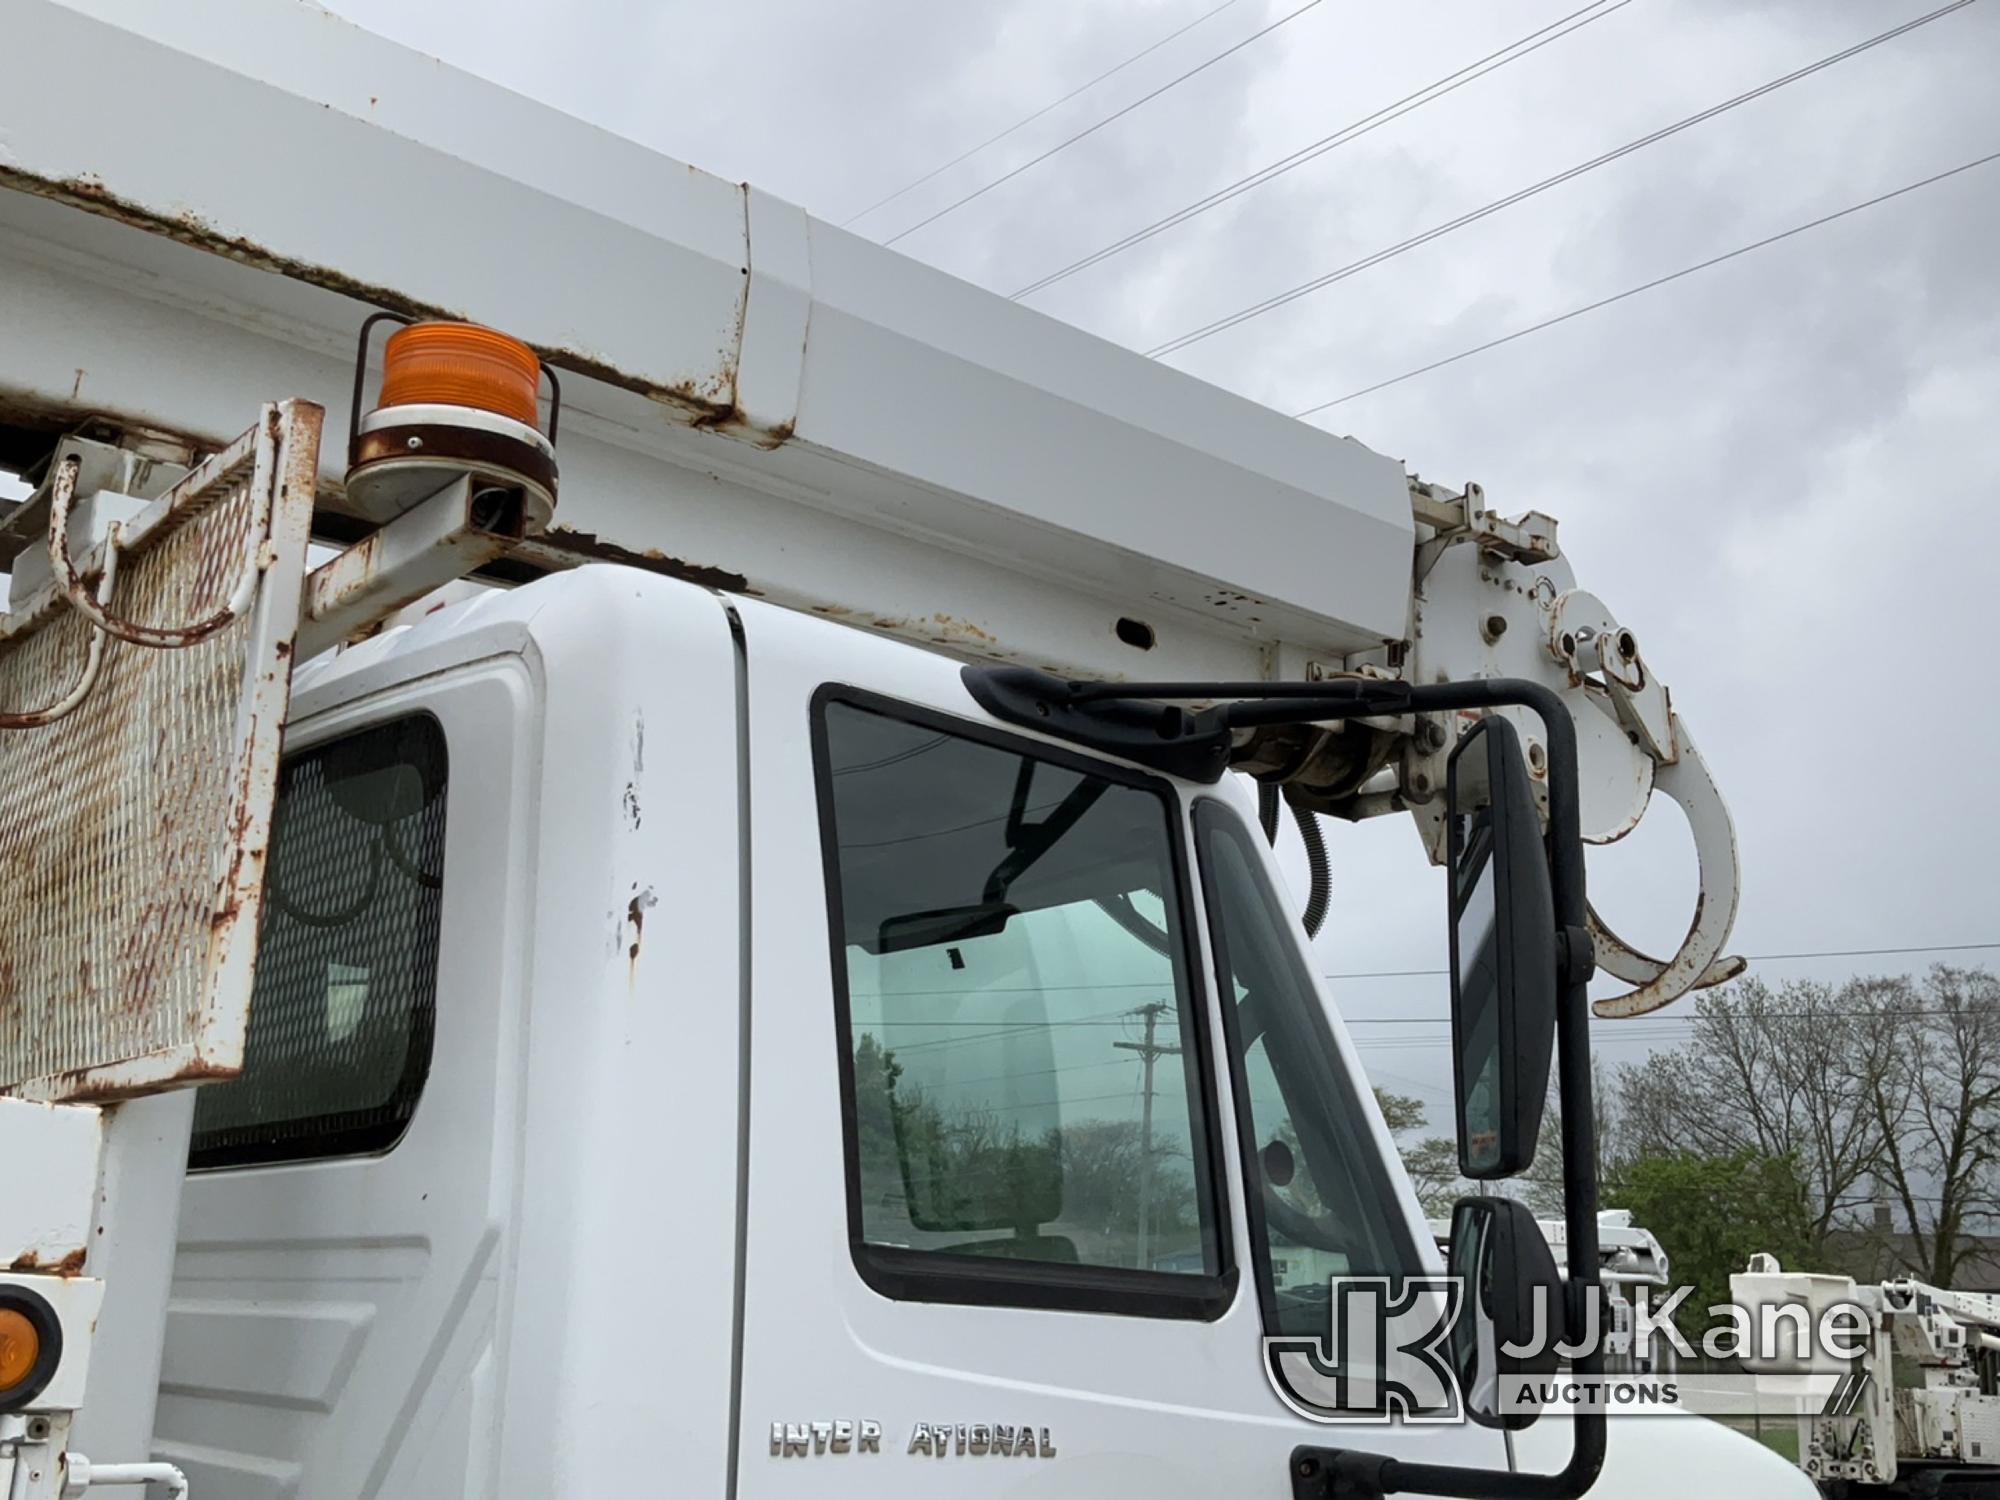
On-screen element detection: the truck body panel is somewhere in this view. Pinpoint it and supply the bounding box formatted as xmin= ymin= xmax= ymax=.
xmin=161 ymin=574 xmax=745 ymax=1494
xmin=732 ymin=593 xmax=1503 ymax=1495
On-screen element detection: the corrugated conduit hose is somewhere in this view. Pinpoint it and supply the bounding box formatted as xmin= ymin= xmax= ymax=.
xmin=1257 ymin=783 xmax=1330 ymax=939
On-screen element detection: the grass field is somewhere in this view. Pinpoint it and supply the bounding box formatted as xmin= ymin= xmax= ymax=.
xmin=1712 ymin=1416 xmax=1800 ymax=1464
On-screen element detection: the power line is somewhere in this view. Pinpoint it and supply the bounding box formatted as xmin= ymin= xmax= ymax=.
xmin=841 ymin=0 xmax=1246 ymax=227
xmin=847 ymin=940 xmax=1995 ymax=1060
xmin=1295 ymin=147 xmax=2000 ymax=413
xmin=1349 ymin=1003 xmax=2000 ymax=1029
xmin=1324 ymin=939 xmax=2000 ymax=983
xmin=1145 ymin=0 xmax=1976 ymax=358
xmin=1345 ymin=1010 xmax=2000 ymax=1060
xmin=1010 ymin=0 xmax=1630 ymax=300
xmin=882 ymin=0 xmax=1327 ymax=247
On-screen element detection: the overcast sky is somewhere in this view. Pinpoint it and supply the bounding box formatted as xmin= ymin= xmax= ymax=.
xmin=305 ymin=0 xmax=2000 ymax=1121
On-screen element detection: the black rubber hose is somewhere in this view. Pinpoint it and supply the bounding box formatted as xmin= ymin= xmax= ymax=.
xmin=1292 ymin=798 xmax=1330 ymax=938
xmin=1257 ymin=781 xmax=1281 ymax=844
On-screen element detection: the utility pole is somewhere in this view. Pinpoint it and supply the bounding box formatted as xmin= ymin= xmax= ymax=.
xmin=1114 ymin=1000 xmax=1180 ymax=1270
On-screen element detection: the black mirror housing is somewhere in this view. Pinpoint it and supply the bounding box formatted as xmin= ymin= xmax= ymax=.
xmin=1446 ymin=717 xmax=1558 ymax=1178
xmin=1447 ymin=1195 xmax=1565 ymax=1430
xmin=871 ymin=901 xmax=1018 ymax=955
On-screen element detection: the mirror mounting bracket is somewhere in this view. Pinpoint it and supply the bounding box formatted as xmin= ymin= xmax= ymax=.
xmin=1556 ymin=924 xmax=1596 ymax=987
xmin=963 ymin=665 xmax=1606 ymax=1500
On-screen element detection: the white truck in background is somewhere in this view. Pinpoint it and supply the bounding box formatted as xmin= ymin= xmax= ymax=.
xmin=1429 ymin=1212 xmax=1674 ymax=1375
xmin=0 ymin=2 xmax=1799 ymax=1495
xmin=1734 ymin=1256 xmax=2000 ymax=1496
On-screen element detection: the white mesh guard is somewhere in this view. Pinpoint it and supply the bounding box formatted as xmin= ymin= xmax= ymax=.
xmin=0 ymin=402 xmax=320 ymax=1101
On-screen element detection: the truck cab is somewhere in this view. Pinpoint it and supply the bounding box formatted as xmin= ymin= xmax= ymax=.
xmin=0 ymin=3 xmax=1785 ymax=1494
xmin=153 ymin=569 xmax=1804 ymax=1495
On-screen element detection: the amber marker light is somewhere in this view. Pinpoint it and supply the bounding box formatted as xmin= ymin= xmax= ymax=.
xmin=0 ymin=1307 xmax=38 ymax=1393
xmin=0 ymin=1286 xmax=61 ymax=1412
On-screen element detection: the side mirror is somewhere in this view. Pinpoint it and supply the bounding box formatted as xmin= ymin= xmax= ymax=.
xmin=1446 ymin=717 xmax=1558 ymax=1178
xmin=1446 ymin=1196 xmax=1565 ymax=1430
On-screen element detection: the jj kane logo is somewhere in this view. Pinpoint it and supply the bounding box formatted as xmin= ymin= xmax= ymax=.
xmin=1264 ymin=1275 xmax=1879 ymax=1424
xmin=1264 ymin=1276 xmax=1466 ymax=1424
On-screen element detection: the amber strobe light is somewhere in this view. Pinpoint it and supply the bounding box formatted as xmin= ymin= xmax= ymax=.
xmin=0 ymin=1307 xmax=37 ymax=1392
xmin=378 ymin=322 xmax=541 ymax=427
xmin=344 ymin=312 xmax=559 ymax=526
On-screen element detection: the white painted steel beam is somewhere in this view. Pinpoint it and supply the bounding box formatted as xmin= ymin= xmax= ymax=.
xmin=0 ymin=0 xmax=1416 ymax=682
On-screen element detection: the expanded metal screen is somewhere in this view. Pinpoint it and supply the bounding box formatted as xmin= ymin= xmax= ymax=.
xmin=0 ymin=403 xmax=319 ymax=1101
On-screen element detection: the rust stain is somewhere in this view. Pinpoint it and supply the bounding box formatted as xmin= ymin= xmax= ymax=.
xmin=49 ymin=1047 xmax=243 ymax=1103
xmin=0 ymin=165 xmax=756 ymax=431
xmin=626 ymin=887 xmax=658 ymax=974
xmin=10 ymin=1246 xmax=87 ymax=1277
xmin=532 ymin=527 xmax=750 ymax=592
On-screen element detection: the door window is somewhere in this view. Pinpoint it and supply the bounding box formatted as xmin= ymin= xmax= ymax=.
xmin=189 ymin=715 xmax=447 ymax=1168
xmin=815 ymin=692 xmax=1233 ymax=1318
xmin=1194 ymin=798 xmax=1423 ymax=1336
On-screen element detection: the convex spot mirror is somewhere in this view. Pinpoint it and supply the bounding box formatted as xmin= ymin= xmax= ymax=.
xmin=1447 ymin=1195 xmax=1565 ymax=1430
xmin=1446 ymin=717 xmax=1558 ymax=1178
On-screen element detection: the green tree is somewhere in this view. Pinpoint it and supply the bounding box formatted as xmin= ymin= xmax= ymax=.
xmin=1400 ymin=1136 xmax=1468 ymax=1217
xmin=1373 ymin=1088 xmax=1467 ymax=1217
xmin=1603 ymin=1147 xmax=1814 ymax=1336
xmin=1373 ymin=1088 xmax=1427 ymax=1135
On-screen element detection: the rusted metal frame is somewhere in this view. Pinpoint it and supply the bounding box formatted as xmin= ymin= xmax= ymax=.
xmin=2 ymin=424 xmax=265 ymax=647
xmin=0 ymin=543 xmax=116 ymax=728
xmin=34 ymin=401 xmax=324 ymax=1100
xmin=0 ymin=417 xmax=273 ymax=725
xmin=189 ymin=399 xmax=321 ymax=1083
xmin=45 ymin=422 xmax=272 ymax=648
xmin=296 ymin=472 xmax=526 ymax=659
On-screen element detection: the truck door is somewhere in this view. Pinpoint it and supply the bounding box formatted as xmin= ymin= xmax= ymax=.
xmin=733 ymin=599 xmax=1508 ymax=1496
xmin=158 ymin=644 xmax=537 ymax=1497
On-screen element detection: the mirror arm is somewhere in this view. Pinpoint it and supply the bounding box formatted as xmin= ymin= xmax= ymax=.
xmin=1388 ymin=680 xmax=1606 ymax=1499
xmin=1291 ymin=1433 xmax=1610 ymax=1500
xmin=980 ymin=671 xmax=1606 ymax=1500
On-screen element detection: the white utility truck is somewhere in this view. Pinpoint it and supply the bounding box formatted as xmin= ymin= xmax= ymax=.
xmin=1430 ymin=1213 xmax=1674 ymax=1376
xmin=0 ymin=2 xmax=1801 ymax=1496
xmin=1734 ymin=1255 xmax=2000 ymax=1495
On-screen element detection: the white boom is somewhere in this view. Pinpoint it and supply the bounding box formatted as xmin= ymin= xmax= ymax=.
xmin=0 ymin=0 xmax=1740 ymax=1017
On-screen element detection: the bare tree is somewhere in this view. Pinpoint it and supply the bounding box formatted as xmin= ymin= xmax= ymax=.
xmin=1616 ymin=977 xmax=1897 ymax=1257
xmin=1519 ymin=1055 xmax=1620 ymax=1217
xmin=1865 ymin=967 xmax=2000 ymax=1286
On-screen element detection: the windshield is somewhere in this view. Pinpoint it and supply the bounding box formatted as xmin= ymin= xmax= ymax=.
xmin=1194 ymin=798 xmax=1423 ymax=1336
